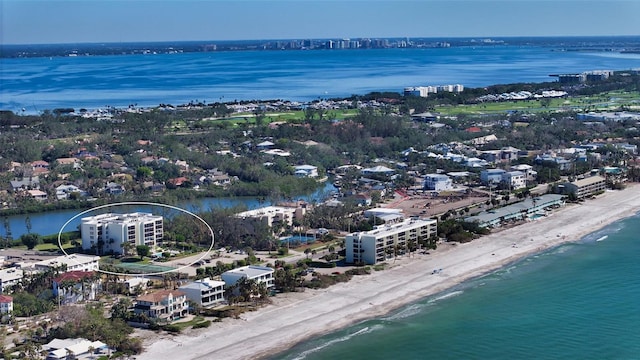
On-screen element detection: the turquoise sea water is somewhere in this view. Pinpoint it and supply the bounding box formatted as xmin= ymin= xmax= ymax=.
xmin=272 ymin=214 xmax=640 ymax=360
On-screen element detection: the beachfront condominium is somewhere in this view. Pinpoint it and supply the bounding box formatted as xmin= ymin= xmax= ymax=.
xmin=81 ymin=212 xmax=163 ymax=254
xmin=345 ymin=218 xmax=438 ymax=265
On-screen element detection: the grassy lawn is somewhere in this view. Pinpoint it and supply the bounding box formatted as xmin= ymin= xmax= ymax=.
xmin=34 ymin=242 xmax=74 ymax=251
xmin=435 ymin=91 xmax=640 ymax=116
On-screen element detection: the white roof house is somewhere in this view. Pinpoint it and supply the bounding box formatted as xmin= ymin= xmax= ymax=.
xmin=34 ymin=254 xmax=100 ymax=273
xmin=294 ymin=165 xmax=319 ymax=178
xmin=361 ymin=165 xmax=395 ymax=176
xmin=221 ymin=265 xmax=275 ymax=290
xmin=423 ymin=173 xmax=453 ymax=191
xmin=44 ymin=338 xmax=108 ymax=360
xmin=0 ymin=267 xmax=24 ymax=292
xmin=179 ymin=278 xmax=226 ymax=308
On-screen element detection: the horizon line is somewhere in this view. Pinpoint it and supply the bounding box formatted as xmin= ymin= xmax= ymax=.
xmin=2 ymin=34 xmax=639 ymax=47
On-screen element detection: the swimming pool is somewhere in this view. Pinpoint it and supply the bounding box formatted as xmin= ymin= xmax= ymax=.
xmin=280 ymin=235 xmax=316 ymax=245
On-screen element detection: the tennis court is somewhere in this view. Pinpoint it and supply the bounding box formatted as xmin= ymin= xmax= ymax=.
xmin=112 ymin=262 xmax=177 ymax=274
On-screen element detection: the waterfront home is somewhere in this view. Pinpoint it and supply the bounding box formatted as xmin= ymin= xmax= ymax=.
xmin=361 ymin=165 xmax=395 ymax=177
xmin=294 ymin=164 xmax=319 ymax=178
xmin=134 ymin=289 xmax=189 ymax=322
xmin=345 ymin=218 xmax=438 ymax=265
xmin=43 ymin=338 xmax=108 ymax=360
xmin=10 ymin=176 xmax=40 ymax=191
xmin=221 ymin=265 xmax=275 ymax=291
xmin=27 ymin=189 xmax=48 ymax=201
xmin=179 ymin=278 xmax=226 ymax=308
xmin=55 ymin=184 xmax=87 ymax=200
xmin=103 ymin=182 xmax=125 ymax=195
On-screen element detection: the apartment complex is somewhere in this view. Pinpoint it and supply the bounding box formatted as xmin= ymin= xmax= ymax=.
xmin=345 ymin=218 xmax=438 ymax=265
xmin=561 ymin=175 xmax=607 ymax=199
xmin=81 ymin=212 xmax=163 ymax=254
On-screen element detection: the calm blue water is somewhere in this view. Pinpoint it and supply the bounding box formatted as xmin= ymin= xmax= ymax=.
xmin=272 ymin=214 xmax=640 ymax=360
xmin=3 ymin=46 xmax=640 ymax=113
xmin=0 ymin=182 xmax=336 ymax=239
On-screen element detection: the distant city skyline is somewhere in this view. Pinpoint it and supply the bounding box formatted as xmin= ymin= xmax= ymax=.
xmin=2 ymin=0 xmax=640 ymax=45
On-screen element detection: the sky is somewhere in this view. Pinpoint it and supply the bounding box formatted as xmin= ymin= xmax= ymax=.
xmin=2 ymin=0 xmax=640 ymax=45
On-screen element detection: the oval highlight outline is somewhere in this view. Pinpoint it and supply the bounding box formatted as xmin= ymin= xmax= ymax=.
xmin=57 ymin=201 xmax=214 ymax=276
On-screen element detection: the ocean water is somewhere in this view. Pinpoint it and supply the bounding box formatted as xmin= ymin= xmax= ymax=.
xmin=272 ymin=214 xmax=640 ymax=360
xmin=2 ymin=45 xmax=640 ymax=113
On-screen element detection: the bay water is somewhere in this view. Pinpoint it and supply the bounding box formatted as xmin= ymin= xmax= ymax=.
xmin=272 ymin=214 xmax=640 ymax=360
xmin=3 ymin=44 xmax=640 ymax=113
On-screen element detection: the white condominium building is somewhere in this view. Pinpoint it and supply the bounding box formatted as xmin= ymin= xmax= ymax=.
xmin=34 ymin=254 xmax=100 ymax=272
xmin=81 ymin=212 xmax=163 ymax=254
xmin=346 ymin=218 xmax=438 ymax=265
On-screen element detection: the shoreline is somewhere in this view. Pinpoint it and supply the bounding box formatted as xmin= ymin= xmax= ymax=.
xmin=136 ymin=185 xmax=640 ymax=360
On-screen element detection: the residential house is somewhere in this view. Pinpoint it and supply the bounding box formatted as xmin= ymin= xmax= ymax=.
xmin=256 ymin=140 xmax=275 ymax=150
xmin=104 ymin=182 xmax=125 ymax=195
xmin=30 ymin=160 xmax=50 ymax=174
xmin=10 ymin=176 xmax=40 ymax=191
xmin=511 ymin=164 xmax=537 ymax=182
xmin=53 ymin=271 xmax=101 ymax=305
xmin=221 ymin=265 xmax=275 ymax=291
xmin=179 ymin=278 xmax=226 ymax=308
xmin=55 ymin=184 xmax=87 ymax=200
xmin=345 ymin=218 xmax=438 ymax=265
xmin=480 ymin=169 xmax=507 ymax=185
xmin=501 ymin=171 xmax=527 ymax=190
xmin=361 ymin=165 xmax=395 ymax=177
xmin=294 ymin=165 xmax=319 ymax=178
xmin=123 ymin=277 xmax=148 ymax=295
xmin=134 ymin=289 xmax=189 ymax=322
xmin=27 ymin=189 xmax=48 ymax=201
xmin=34 ymin=254 xmax=100 ymax=273
xmin=0 ymin=295 xmax=13 ymax=314
xmin=423 ymin=174 xmax=453 ymax=191
xmin=55 ymin=157 xmax=82 ymax=169
xmin=43 ymin=338 xmax=108 ymax=360
xmin=0 ymin=267 xmax=23 ymax=293
xmin=167 ymin=177 xmax=189 ymax=188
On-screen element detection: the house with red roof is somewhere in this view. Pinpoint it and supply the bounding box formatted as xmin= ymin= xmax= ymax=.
xmin=0 ymin=295 xmax=13 ymax=314
xmin=134 ymin=289 xmax=188 ymax=323
xmin=53 ymin=271 xmax=101 ymax=305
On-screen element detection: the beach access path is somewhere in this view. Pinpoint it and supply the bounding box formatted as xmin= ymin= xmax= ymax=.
xmin=136 ymin=185 xmax=640 ymax=360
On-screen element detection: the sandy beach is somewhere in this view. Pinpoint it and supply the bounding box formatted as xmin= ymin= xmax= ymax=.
xmin=137 ymin=185 xmax=640 ymax=360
